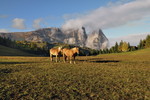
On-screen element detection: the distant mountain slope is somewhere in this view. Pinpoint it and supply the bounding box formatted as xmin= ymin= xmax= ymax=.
xmin=0 ymin=27 xmax=109 ymax=50
xmin=0 ymin=45 xmax=36 ymax=56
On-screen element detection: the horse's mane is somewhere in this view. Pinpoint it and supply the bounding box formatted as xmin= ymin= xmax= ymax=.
xmin=71 ymin=47 xmax=78 ymax=50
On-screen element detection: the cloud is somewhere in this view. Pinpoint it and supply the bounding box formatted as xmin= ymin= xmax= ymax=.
xmin=32 ymin=18 xmax=43 ymax=29
xmin=0 ymin=29 xmax=9 ymax=33
xmin=63 ymin=13 xmax=84 ymax=21
xmin=62 ymin=0 xmax=150 ymax=32
xmin=109 ymin=33 xmax=149 ymax=47
xmin=12 ymin=18 xmax=26 ymax=29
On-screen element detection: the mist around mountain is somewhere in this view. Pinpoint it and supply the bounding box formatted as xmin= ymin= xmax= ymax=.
xmin=0 ymin=27 xmax=109 ymax=50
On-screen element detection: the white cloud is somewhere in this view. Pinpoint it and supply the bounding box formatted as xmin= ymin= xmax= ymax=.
xmin=62 ymin=0 xmax=150 ymax=32
xmin=0 ymin=29 xmax=9 ymax=33
xmin=12 ymin=18 xmax=26 ymax=29
xmin=109 ymin=33 xmax=149 ymax=47
xmin=32 ymin=18 xmax=43 ymax=29
xmin=63 ymin=13 xmax=84 ymax=21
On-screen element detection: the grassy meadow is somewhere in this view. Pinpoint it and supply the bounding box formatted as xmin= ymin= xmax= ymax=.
xmin=0 ymin=48 xmax=150 ymax=99
xmin=0 ymin=45 xmax=35 ymax=56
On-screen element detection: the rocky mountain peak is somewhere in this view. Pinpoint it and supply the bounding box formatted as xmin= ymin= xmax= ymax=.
xmin=0 ymin=27 xmax=109 ymax=50
xmin=63 ymin=27 xmax=87 ymax=47
xmin=86 ymin=29 xmax=108 ymax=50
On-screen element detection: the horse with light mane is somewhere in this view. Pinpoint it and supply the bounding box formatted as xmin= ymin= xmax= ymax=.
xmin=62 ymin=47 xmax=79 ymax=64
xmin=49 ymin=47 xmax=62 ymax=62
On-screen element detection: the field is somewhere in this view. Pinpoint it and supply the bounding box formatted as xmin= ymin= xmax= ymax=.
xmin=0 ymin=48 xmax=150 ymax=100
xmin=0 ymin=45 xmax=35 ymax=56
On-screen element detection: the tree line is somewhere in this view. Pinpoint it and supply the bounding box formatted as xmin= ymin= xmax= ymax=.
xmin=0 ymin=36 xmax=49 ymax=56
xmin=0 ymin=35 xmax=150 ymax=56
xmin=99 ymin=35 xmax=150 ymax=54
xmin=0 ymin=36 xmax=94 ymax=56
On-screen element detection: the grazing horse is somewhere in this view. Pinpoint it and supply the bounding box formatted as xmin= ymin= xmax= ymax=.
xmin=62 ymin=47 xmax=79 ymax=64
xmin=49 ymin=47 xmax=62 ymax=62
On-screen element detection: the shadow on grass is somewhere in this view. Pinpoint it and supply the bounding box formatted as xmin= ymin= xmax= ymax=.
xmin=0 ymin=62 xmax=33 ymax=64
xmin=0 ymin=55 xmax=38 ymax=57
xmin=78 ymin=58 xmax=120 ymax=63
xmin=0 ymin=68 xmax=13 ymax=74
xmin=90 ymin=60 xmax=119 ymax=63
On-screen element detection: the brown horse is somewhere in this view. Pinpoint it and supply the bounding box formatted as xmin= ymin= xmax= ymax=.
xmin=49 ymin=47 xmax=62 ymax=62
xmin=62 ymin=47 xmax=79 ymax=64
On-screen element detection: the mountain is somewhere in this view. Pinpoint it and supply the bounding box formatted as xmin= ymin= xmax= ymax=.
xmin=63 ymin=27 xmax=87 ymax=47
xmin=86 ymin=29 xmax=108 ymax=50
xmin=0 ymin=27 xmax=108 ymax=50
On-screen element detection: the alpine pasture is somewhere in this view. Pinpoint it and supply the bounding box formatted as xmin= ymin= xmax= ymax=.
xmin=0 ymin=48 xmax=150 ymax=99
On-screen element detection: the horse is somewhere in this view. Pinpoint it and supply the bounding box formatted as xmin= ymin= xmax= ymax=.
xmin=62 ymin=47 xmax=79 ymax=64
xmin=49 ymin=46 xmax=62 ymax=62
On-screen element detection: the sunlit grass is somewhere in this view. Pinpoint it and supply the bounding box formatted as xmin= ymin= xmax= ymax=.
xmin=0 ymin=49 xmax=150 ymax=99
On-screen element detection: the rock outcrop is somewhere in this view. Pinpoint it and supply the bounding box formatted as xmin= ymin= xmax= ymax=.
xmin=63 ymin=27 xmax=87 ymax=47
xmin=86 ymin=29 xmax=108 ymax=50
xmin=0 ymin=27 xmax=109 ymax=50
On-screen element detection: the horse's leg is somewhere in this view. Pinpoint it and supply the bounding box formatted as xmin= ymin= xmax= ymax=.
xmin=63 ymin=54 xmax=66 ymax=63
xmin=64 ymin=56 xmax=67 ymax=63
xmin=56 ymin=55 xmax=58 ymax=62
xmin=70 ymin=56 xmax=72 ymax=64
xmin=50 ymin=54 xmax=53 ymax=61
xmin=58 ymin=55 xmax=60 ymax=62
xmin=73 ymin=56 xmax=76 ymax=64
xmin=63 ymin=53 xmax=65 ymax=62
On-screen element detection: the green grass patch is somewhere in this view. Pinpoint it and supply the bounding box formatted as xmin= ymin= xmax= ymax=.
xmin=0 ymin=49 xmax=150 ymax=99
xmin=0 ymin=45 xmax=35 ymax=56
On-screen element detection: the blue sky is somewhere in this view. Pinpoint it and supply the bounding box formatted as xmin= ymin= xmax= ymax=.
xmin=0 ymin=0 xmax=150 ymax=46
xmin=0 ymin=0 xmax=112 ymax=29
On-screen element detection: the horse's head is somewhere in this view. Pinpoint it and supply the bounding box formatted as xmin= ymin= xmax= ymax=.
xmin=73 ymin=47 xmax=79 ymax=54
xmin=58 ymin=46 xmax=62 ymax=51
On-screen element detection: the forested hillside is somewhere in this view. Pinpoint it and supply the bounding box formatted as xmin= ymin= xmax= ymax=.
xmin=0 ymin=36 xmax=100 ymax=56
xmin=0 ymin=35 xmax=150 ymax=56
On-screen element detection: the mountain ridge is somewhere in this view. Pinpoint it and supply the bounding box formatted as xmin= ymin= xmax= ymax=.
xmin=0 ymin=27 xmax=109 ymax=50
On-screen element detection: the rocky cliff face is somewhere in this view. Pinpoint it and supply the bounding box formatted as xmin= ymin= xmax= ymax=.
xmin=0 ymin=27 xmax=108 ymax=50
xmin=63 ymin=27 xmax=87 ymax=47
xmin=86 ymin=29 xmax=108 ymax=50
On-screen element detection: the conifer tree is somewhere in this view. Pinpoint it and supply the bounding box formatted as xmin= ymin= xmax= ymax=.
xmin=138 ymin=40 xmax=144 ymax=49
xmin=145 ymin=35 xmax=150 ymax=48
xmin=118 ymin=40 xmax=123 ymax=52
xmin=128 ymin=42 xmax=131 ymax=51
xmin=114 ymin=42 xmax=119 ymax=52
